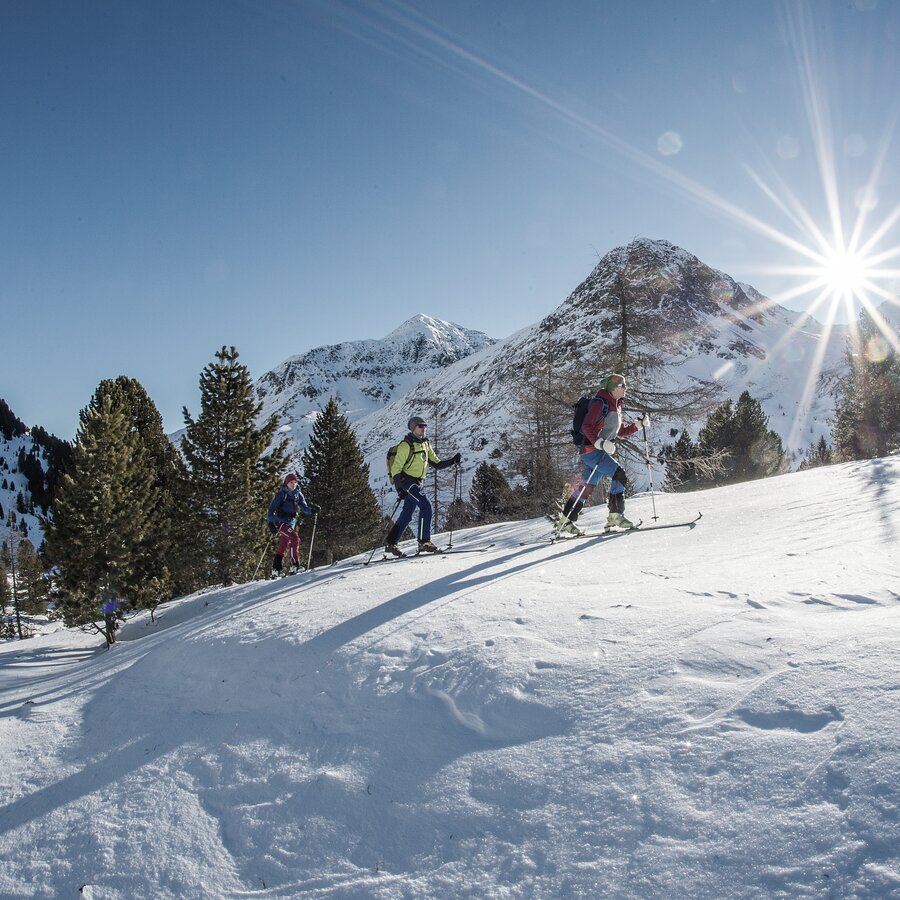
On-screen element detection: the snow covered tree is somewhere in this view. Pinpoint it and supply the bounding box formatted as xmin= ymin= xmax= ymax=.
xmin=832 ymin=311 xmax=900 ymax=461
xmin=181 ymin=346 xmax=288 ymax=584
xmin=46 ymin=390 xmax=159 ymax=646
xmin=300 ymin=397 xmax=381 ymax=565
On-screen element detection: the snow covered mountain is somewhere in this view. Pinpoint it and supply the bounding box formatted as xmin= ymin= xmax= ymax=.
xmin=0 ymin=401 xmax=68 ymax=550
xmin=255 ymin=314 xmax=496 ymax=460
xmin=3 ymin=458 xmax=899 ymax=897
xmin=349 ymin=238 xmax=853 ymax=494
xmin=257 ymin=238 xmax=895 ymax=496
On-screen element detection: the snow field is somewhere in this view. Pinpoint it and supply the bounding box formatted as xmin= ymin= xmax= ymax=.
xmin=0 ymin=458 xmax=898 ymax=898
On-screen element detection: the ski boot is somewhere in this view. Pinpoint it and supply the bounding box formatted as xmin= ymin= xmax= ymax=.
xmin=606 ymin=512 xmax=636 ymax=530
xmin=417 ymin=540 xmax=443 ymax=554
xmin=553 ymin=514 xmax=584 ymax=537
xmin=384 ymin=543 xmax=406 ymax=559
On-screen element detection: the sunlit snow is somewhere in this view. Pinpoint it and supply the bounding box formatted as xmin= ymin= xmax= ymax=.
xmin=1 ymin=458 xmax=898 ymax=897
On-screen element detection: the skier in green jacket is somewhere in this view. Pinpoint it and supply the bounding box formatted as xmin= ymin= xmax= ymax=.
xmin=385 ymin=415 xmax=461 ymax=556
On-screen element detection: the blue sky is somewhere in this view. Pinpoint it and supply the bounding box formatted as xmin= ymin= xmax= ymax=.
xmin=2 ymin=0 xmax=899 ymax=440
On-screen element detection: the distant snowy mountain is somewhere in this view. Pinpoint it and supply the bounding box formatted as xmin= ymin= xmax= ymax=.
xmin=255 ymin=314 xmax=496 ymax=461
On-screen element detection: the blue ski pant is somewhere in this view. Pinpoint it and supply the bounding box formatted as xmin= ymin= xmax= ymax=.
xmin=391 ymin=484 xmax=432 ymax=543
xmin=577 ymin=448 xmax=626 ymax=497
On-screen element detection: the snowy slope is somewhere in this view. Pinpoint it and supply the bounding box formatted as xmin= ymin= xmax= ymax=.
xmin=0 ymin=433 xmax=46 ymax=548
xmin=2 ymin=457 xmax=899 ymax=898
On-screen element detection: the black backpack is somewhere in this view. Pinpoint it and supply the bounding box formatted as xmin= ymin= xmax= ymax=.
xmin=570 ymin=395 xmax=608 ymax=446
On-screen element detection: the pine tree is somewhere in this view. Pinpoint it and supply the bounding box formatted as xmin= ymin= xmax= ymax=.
xmin=46 ymin=391 xmax=159 ymax=646
xmin=799 ymin=435 xmax=832 ymax=470
xmin=300 ymin=397 xmax=381 ymax=565
xmin=181 ymin=346 xmax=288 ymax=584
xmin=731 ymin=391 xmax=785 ymax=481
xmin=469 ymin=462 xmax=514 ymax=521
xmin=91 ymin=377 xmax=185 ymax=604
xmin=665 ymin=430 xmax=698 ymax=490
xmin=16 ymin=538 xmax=48 ymax=615
xmin=0 ymin=560 xmax=11 ymax=637
xmin=832 ymin=310 xmax=900 ymax=460
xmin=692 ymin=391 xmax=785 ymax=486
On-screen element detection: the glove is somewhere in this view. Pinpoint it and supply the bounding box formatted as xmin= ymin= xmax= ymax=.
xmin=638 ymin=411 xmax=651 ymax=427
xmin=308 ymin=503 xmax=321 ymax=515
xmin=267 ymin=521 xmax=277 ymax=534
xmin=601 ymin=439 xmax=617 ymax=455
xmin=452 ymin=452 xmax=462 ymax=465
xmin=393 ymin=475 xmax=409 ymax=499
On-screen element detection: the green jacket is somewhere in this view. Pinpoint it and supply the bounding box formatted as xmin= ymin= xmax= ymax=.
xmin=390 ymin=434 xmax=442 ymax=482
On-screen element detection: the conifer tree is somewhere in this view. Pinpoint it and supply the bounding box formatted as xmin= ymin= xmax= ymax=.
xmin=0 ymin=560 xmax=10 ymax=634
xmin=832 ymin=311 xmax=900 ymax=460
xmin=46 ymin=392 xmax=158 ymax=646
xmin=799 ymin=435 xmax=832 ymax=470
xmin=300 ymin=397 xmax=381 ymax=565
xmin=181 ymin=346 xmax=288 ymax=584
xmin=469 ymin=462 xmax=514 ymax=521
xmin=691 ymin=391 xmax=785 ymax=486
xmin=665 ymin=430 xmax=698 ymax=490
xmin=89 ymin=377 xmax=183 ymax=605
xmin=16 ymin=538 xmax=48 ymax=615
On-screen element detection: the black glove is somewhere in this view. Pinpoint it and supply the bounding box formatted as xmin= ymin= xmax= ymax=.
xmin=393 ymin=475 xmax=409 ymax=498
xmin=267 ymin=521 xmax=277 ymax=534
xmin=308 ymin=503 xmax=321 ymax=515
xmin=452 ymin=452 xmax=462 ymax=465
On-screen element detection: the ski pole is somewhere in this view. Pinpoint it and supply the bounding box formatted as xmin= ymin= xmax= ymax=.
xmin=366 ymin=497 xmax=403 ymax=564
xmin=641 ymin=421 xmax=659 ymax=521
xmin=252 ymin=533 xmax=273 ymax=581
xmin=568 ymin=465 xmax=598 ymax=512
xmin=557 ymin=464 xmax=599 ymax=529
xmin=306 ymin=514 xmax=318 ymax=571
xmin=448 ymin=463 xmax=461 ymax=549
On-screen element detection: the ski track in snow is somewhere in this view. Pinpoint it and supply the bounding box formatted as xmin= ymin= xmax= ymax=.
xmin=1 ymin=458 xmax=899 ymax=898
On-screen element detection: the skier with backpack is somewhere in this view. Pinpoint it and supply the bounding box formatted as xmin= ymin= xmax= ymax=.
xmin=555 ymin=373 xmax=649 ymax=535
xmin=384 ymin=415 xmax=461 ymax=557
xmin=267 ymin=473 xmax=320 ymax=577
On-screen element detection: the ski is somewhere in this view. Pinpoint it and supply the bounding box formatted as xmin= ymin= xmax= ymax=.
xmin=549 ymin=512 xmax=702 ymax=542
xmin=363 ymin=543 xmax=495 ymax=565
xmin=629 ymin=512 xmax=703 ymax=532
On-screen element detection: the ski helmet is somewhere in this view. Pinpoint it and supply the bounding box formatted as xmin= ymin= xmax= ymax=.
xmin=408 ymin=416 xmax=427 ymax=430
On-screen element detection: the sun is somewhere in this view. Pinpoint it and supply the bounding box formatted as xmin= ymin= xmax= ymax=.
xmin=817 ymin=246 xmax=872 ymax=304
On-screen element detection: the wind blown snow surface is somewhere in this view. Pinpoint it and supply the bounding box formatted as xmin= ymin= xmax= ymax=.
xmin=1 ymin=459 xmax=899 ymax=898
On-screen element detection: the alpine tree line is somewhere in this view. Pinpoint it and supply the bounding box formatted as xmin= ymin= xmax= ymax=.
xmin=36 ymin=347 xmax=387 ymax=646
xmin=4 ymin=304 xmax=899 ymax=642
